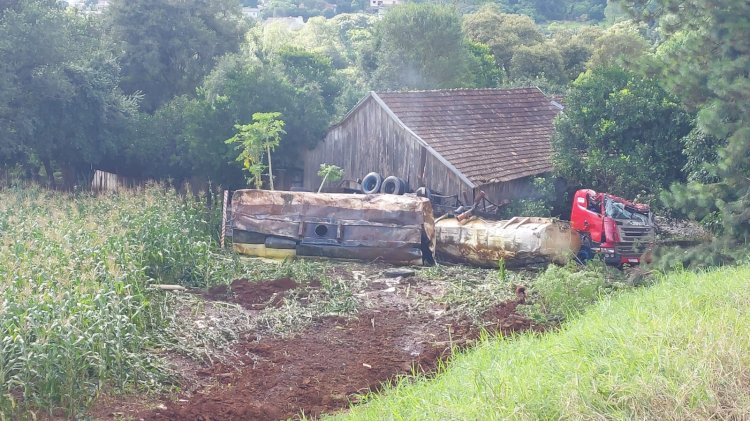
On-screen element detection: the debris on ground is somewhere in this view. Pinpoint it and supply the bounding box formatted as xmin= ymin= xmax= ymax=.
xmin=382 ymin=267 xmax=417 ymax=278
xmin=90 ymin=261 xmax=536 ymax=420
xmin=654 ymin=216 xmax=711 ymax=243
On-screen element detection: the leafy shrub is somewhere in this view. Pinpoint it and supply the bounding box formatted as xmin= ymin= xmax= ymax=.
xmin=528 ymin=261 xmax=632 ymax=321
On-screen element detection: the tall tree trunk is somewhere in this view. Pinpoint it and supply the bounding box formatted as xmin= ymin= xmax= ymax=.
xmin=266 ymin=145 xmax=274 ymax=190
xmin=42 ymin=158 xmax=56 ymax=190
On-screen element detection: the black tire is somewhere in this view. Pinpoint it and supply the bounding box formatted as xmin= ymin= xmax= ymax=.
xmin=382 ymin=176 xmax=405 ymax=195
xmin=361 ymin=172 xmax=383 ymax=194
xmin=397 ymin=177 xmax=409 ymax=194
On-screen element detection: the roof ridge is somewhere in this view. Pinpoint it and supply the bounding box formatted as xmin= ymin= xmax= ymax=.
xmin=375 ymin=86 xmax=541 ymax=94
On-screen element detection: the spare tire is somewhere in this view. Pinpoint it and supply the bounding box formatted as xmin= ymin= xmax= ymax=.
xmin=361 ymin=172 xmax=383 ymax=194
xmin=382 ymin=176 xmax=405 ymax=195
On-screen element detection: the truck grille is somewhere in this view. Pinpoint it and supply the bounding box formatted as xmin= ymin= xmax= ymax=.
xmin=616 ymin=224 xmax=654 ymax=255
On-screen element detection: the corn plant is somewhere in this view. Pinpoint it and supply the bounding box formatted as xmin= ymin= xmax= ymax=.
xmin=0 ymin=185 xmax=241 ymax=418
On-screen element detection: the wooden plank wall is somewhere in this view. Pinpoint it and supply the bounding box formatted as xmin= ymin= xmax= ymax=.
xmin=303 ymin=96 xmax=474 ymax=197
xmin=477 ymin=177 xmax=537 ymax=203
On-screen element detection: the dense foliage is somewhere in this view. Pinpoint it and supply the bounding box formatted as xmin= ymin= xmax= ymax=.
xmin=498 ymin=0 xmax=608 ymax=22
xmin=372 ymin=4 xmax=474 ymax=90
xmin=629 ymin=0 xmax=750 ymax=266
xmin=552 ymin=66 xmax=692 ymax=200
xmin=0 ymin=0 xmax=136 ymax=188
xmin=105 ymin=0 xmax=248 ymax=112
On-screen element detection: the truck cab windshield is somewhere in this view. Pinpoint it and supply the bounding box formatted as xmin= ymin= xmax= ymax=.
xmin=605 ymin=197 xmax=649 ymax=224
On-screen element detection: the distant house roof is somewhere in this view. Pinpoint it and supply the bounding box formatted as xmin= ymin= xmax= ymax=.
xmin=369 ymin=87 xmax=562 ymax=185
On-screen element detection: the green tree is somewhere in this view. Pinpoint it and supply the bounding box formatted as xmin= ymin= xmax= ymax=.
xmin=623 ymin=0 xmax=750 ymax=266
xmin=372 ymin=3 xmax=472 ymax=89
xmin=317 ymin=163 xmax=344 ymax=192
xmin=151 ymin=50 xmax=338 ymax=188
xmin=462 ymin=6 xmax=544 ymax=79
xmin=552 ymin=67 xmax=692 ymax=200
xmin=0 ymin=0 xmax=137 ymax=188
xmin=496 ymin=0 xmax=608 ymax=21
xmin=508 ymin=43 xmax=564 ymax=84
xmin=226 ymin=112 xmax=286 ymax=189
xmin=587 ymin=21 xmax=650 ymax=70
xmin=548 ymin=25 xmax=603 ymax=82
xmin=105 ymin=0 xmax=247 ymax=112
xmin=466 ymin=41 xmax=503 ymax=87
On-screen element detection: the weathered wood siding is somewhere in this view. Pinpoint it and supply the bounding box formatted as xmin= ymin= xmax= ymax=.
xmin=422 ymin=151 xmax=474 ymax=200
xmin=477 ymin=176 xmax=542 ymax=202
xmin=304 ymin=96 xmax=474 ymax=197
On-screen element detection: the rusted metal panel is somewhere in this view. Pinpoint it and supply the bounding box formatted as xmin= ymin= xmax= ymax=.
xmin=435 ymin=216 xmax=581 ymax=267
xmin=230 ymin=189 xmax=435 ymax=265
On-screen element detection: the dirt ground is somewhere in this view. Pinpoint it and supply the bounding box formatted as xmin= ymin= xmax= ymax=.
xmin=91 ymin=264 xmax=536 ymax=421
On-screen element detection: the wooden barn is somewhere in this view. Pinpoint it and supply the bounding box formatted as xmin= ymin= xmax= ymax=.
xmin=302 ymin=87 xmax=563 ymax=204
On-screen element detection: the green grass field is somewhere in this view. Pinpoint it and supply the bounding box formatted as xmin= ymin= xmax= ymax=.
xmin=331 ymin=265 xmax=750 ymax=420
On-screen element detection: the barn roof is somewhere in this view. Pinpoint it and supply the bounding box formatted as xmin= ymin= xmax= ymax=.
xmin=370 ymin=87 xmax=563 ymax=185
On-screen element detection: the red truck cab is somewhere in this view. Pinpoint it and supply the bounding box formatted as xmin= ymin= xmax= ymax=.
xmin=571 ymin=189 xmax=654 ymax=265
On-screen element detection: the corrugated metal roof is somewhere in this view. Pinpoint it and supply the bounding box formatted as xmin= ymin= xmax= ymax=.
xmin=374 ymin=87 xmax=561 ymax=185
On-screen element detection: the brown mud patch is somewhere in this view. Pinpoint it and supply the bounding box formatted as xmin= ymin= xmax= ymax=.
xmin=133 ymin=301 xmax=531 ymax=421
xmin=204 ymin=278 xmax=300 ymax=310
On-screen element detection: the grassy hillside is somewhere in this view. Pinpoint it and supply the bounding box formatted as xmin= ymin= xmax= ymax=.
xmin=332 ymin=266 xmax=750 ymax=420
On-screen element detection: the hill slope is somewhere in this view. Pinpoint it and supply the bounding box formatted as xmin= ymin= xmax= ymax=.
xmin=330 ymin=266 xmax=750 ymax=420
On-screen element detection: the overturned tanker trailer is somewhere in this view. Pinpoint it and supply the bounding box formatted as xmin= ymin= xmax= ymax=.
xmin=435 ymin=217 xmax=581 ymax=268
xmin=228 ymin=189 xmax=435 ymax=265
xmin=226 ymin=189 xmax=581 ymax=267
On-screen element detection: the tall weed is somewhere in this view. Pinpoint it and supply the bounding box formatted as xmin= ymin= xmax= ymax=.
xmin=528 ymin=261 xmax=634 ymax=321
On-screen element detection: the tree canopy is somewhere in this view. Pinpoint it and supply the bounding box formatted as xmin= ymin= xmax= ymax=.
xmin=623 ymin=0 xmax=750 ymax=265
xmin=0 ymin=0 xmax=137 ymax=187
xmin=372 ymin=4 xmax=474 ymax=90
xmin=105 ymin=0 xmax=248 ymax=112
xmin=552 ymin=66 xmax=692 ymax=200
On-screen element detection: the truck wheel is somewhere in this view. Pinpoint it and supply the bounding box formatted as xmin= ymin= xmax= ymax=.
xmin=577 ymin=246 xmax=595 ymax=263
xmin=577 ymin=235 xmax=594 ymax=263
xmin=361 ymin=172 xmax=382 ymax=194
xmin=382 ymin=176 xmax=405 ymax=195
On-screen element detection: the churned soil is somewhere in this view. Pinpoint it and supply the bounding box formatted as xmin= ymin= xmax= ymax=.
xmin=92 ymin=269 xmax=536 ymax=421
xmin=204 ymin=278 xmax=300 ymax=310
xmin=138 ymin=300 xmax=530 ymax=421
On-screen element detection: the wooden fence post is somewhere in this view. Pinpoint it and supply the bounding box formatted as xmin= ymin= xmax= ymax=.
xmin=220 ymin=190 xmax=229 ymax=249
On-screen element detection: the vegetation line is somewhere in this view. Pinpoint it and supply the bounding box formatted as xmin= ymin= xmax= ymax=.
xmin=330 ymin=266 xmax=750 ymax=420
